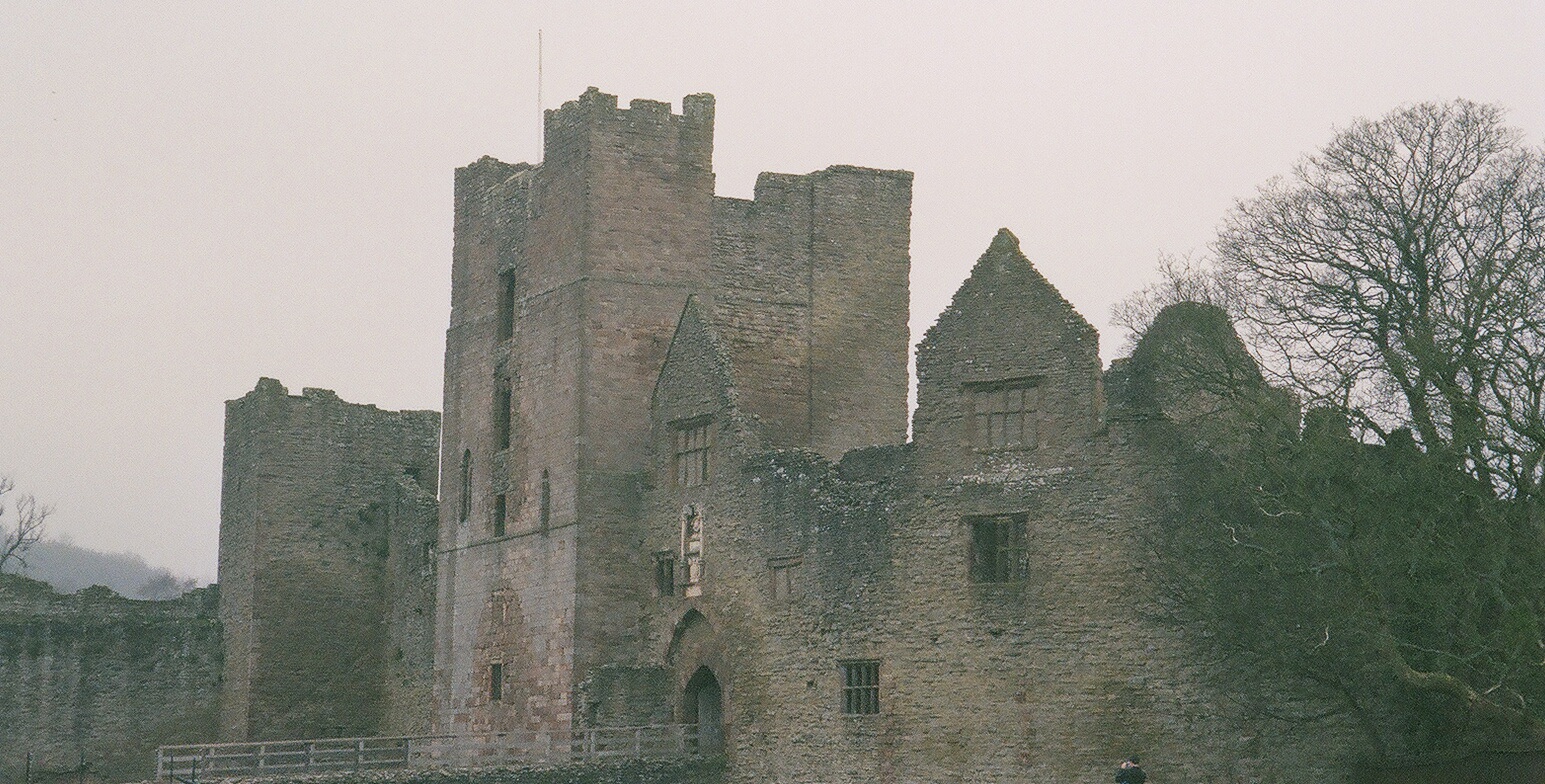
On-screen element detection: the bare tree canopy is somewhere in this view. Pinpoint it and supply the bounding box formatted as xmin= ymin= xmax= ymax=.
xmin=0 ymin=475 xmax=52 ymax=573
xmin=1217 ymin=100 xmax=1545 ymax=499
xmin=1128 ymin=101 xmax=1545 ymax=762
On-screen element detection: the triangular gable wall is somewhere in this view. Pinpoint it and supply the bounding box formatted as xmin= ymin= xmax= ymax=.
xmin=914 ymin=229 xmax=1103 ymax=454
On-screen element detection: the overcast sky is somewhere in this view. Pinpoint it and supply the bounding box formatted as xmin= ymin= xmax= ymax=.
xmin=3 ymin=1 xmax=1542 ymax=583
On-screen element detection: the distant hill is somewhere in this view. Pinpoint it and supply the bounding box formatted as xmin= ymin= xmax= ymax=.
xmin=5 ymin=538 xmax=203 ymax=598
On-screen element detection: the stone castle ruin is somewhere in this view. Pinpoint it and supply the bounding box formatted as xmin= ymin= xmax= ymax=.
xmin=0 ymin=88 xmax=1374 ymax=783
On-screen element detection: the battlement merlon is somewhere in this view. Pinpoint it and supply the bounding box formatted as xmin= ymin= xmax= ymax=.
xmin=225 ymin=378 xmax=440 ymax=429
xmin=752 ymin=164 xmax=913 ymax=202
xmin=543 ymin=88 xmax=715 ymax=172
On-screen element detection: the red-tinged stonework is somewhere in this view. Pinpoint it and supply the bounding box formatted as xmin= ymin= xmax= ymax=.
xmin=433 ymin=89 xmax=1364 ymax=784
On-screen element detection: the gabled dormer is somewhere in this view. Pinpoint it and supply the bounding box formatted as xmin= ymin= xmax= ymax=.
xmin=651 ymin=297 xmax=761 ymax=491
xmin=913 ymin=229 xmax=1103 ymax=461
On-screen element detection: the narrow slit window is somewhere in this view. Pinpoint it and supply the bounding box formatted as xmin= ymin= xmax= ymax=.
xmin=489 ymin=662 xmax=504 ymax=702
xmin=493 ymin=494 xmax=507 ymax=538
xmin=654 ymin=552 xmax=676 ymax=597
xmin=969 ymin=513 xmax=1030 ymax=583
xmin=840 ymin=660 xmax=880 ymax=715
xmin=494 ymin=385 xmax=512 ymax=451
xmin=673 ymin=419 xmax=711 ymax=486
xmin=539 ymin=469 xmax=551 ymax=530
xmin=458 ymin=449 xmax=472 ymax=523
xmin=496 ymin=270 xmax=515 ymax=342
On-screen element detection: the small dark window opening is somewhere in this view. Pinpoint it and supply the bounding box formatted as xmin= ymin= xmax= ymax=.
xmin=539 ymin=469 xmax=551 ymax=530
xmin=673 ymin=419 xmax=711 ymax=486
xmin=494 ymin=385 xmax=513 ymax=451
xmin=493 ymin=494 xmax=507 ymax=538
xmin=840 ymin=660 xmax=880 ymax=715
xmin=458 ymin=449 xmax=472 ymax=523
xmin=489 ymin=662 xmax=504 ymax=702
xmin=654 ymin=552 xmax=676 ymax=597
xmin=496 ymin=270 xmax=515 ymax=342
xmin=770 ymin=557 xmax=800 ymax=601
xmin=969 ymin=513 xmax=1029 ymax=583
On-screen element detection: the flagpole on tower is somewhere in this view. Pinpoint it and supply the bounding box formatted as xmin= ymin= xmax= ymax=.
xmin=537 ymin=29 xmax=544 ymax=147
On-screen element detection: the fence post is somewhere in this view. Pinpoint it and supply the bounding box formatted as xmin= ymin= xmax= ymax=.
xmin=305 ymin=742 xmax=314 ymax=773
xmin=25 ymin=751 xmax=32 ymax=784
xmin=403 ymin=738 xmax=412 ymax=767
xmin=155 ymin=748 xmax=163 ymax=782
xmin=355 ymin=739 xmax=364 ymax=771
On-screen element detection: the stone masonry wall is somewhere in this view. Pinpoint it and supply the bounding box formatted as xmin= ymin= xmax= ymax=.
xmin=618 ymin=223 xmax=1369 ymax=783
xmin=439 ymin=89 xmax=724 ymax=739
xmin=0 ymin=575 xmax=222 ymax=783
xmin=438 ymin=89 xmax=918 ymax=747
xmin=708 ymin=166 xmax=912 ymax=457
xmin=220 ymin=379 xmax=439 ymax=742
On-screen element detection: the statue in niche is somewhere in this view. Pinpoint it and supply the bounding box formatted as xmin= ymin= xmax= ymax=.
xmin=681 ymin=504 xmax=704 ymax=597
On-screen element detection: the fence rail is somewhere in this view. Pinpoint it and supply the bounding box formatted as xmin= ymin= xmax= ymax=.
xmin=155 ymin=725 xmax=700 ymax=781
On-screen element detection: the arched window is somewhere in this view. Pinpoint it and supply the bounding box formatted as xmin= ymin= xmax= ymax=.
xmin=539 ymin=469 xmax=551 ymax=530
xmin=458 ymin=449 xmax=472 ymax=523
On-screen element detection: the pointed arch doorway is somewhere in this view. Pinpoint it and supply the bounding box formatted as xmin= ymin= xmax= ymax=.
xmin=683 ymin=665 xmax=723 ymax=753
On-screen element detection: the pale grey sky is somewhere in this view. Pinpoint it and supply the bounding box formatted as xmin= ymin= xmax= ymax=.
xmin=3 ymin=1 xmax=1542 ymax=583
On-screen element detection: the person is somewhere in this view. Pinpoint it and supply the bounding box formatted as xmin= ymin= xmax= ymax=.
xmin=1115 ymin=756 xmax=1147 ymax=784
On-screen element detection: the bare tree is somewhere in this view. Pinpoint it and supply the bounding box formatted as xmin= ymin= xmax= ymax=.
xmin=1217 ymin=100 xmax=1545 ymax=501
xmin=1111 ymin=251 xmax=1241 ymax=351
xmin=0 ymin=475 xmax=52 ymax=574
xmin=1128 ymin=101 xmax=1545 ymax=761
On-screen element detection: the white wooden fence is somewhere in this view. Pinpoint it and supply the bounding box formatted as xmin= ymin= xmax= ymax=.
xmin=155 ymin=724 xmax=700 ymax=782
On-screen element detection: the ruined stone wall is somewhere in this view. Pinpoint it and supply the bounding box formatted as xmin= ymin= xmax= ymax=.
xmin=0 ymin=575 xmax=221 ymax=783
xmin=708 ymin=167 xmax=911 ymax=456
xmin=615 ymin=225 xmax=1370 ymax=783
xmin=912 ymin=229 xmax=1104 ymax=473
xmin=219 ymin=379 xmax=439 ymax=742
xmin=627 ymin=415 xmax=1363 ymax=784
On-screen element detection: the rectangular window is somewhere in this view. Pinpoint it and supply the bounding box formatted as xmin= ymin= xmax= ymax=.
xmin=969 ymin=514 xmax=1030 ymax=583
xmin=673 ymin=419 xmax=711 ymax=486
xmin=840 ymin=661 xmax=880 ymax=715
xmin=489 ymin=662 xmax=503 ymax=702
xmin=654 ymin=553 xmax=676 ymax=597
xmin=969 ymin=378 xmax=1040 ymax=450
xmin=494 ymin=385 xmax=513 ymax=451
xmin=493 ymin=494 xmax=507 ymax=537
xmin=496 ymin=270 xmax=515 ymax=342
xmin=769 ymin=557 xmax=800 ymax=601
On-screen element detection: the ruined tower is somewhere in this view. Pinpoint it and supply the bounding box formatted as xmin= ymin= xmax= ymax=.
xmin=219 ymin=379 xmax=439 ymax=741
xmin=434 ymin=88 xmax=912 ymax=736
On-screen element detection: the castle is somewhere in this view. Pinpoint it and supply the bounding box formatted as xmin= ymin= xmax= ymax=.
xmin=418 ymin=87 xmax=1359 ymax=782
xmin=0 ymin=88 xmax=1368 ymax=784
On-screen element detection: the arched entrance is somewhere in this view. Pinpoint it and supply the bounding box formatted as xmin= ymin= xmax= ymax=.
xmin=683 ymin=665 xmax=723 ymax=753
